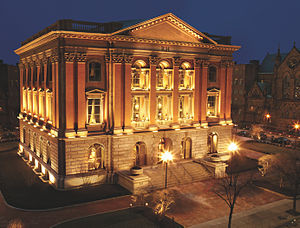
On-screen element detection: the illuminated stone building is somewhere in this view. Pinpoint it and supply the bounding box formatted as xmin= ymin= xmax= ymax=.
xmin=15 ymin=13 xmax=239 ymax=191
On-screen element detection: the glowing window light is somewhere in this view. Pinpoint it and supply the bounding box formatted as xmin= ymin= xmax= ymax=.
xmin=35 ymin=159 xmax=39 ymax=169
xmin=41 ymin=165 xmax=46 ymax=175
xmin=49 ymin=172 xmax=55 ymax=184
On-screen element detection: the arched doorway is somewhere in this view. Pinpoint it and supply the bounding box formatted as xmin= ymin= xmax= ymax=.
xmin=88 ymin=144 xmax=104 ymax=171
xmin=133 ymin=142 xmax=147 ymax=166
xmin=158 ymin=138 xmax=173 ymax=162
xmin=208 ymin=133 xmax=218 ymax=153
xmin=182 ymin=137 xmax=192 ymax=159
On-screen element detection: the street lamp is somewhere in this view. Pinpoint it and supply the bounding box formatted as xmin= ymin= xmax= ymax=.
xmin=161 ymin=150 xmax=173 ymax=189
xmin=228 ymin=142 xmax=238 ymax=154
xmin=293 ymin=122 xmax=300 ymax=148
xmin=265 ymin=113 xmax=271 ymax=125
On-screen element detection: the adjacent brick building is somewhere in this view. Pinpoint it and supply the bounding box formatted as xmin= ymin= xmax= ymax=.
xmin=15 ymin=13 xmax=239 ymax=190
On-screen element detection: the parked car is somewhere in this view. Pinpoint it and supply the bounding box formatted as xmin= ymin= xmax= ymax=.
xmin=237 ymin=131 xmax=250 ymax=137
xmin=274 ymin=137 xmax=291 ymax=145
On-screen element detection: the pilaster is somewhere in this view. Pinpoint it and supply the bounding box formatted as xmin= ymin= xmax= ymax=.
xmin=200 ymin=60 xmax=208 ymax=127
xmin=124 ymin=54 xmax=133 ymax=134
xmin=225 ymin=61 xmax=234 ymax=124
xmin=194 ymin=59 xmax=201 ymax=124
xmin=219 ymin=61 xmax=227 ymax=123
xmin=149 ymin=56 xmax=160 ymax=130
xmin=172 ymin=57 xmax=180 ymax=126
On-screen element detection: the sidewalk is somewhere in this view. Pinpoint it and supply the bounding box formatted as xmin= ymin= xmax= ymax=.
xmin=190 ymin=199 xmax=300 ymax=228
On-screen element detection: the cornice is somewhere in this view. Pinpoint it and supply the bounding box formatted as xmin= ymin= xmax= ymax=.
xmin=15 ymin=30 xmax=240 ymax=57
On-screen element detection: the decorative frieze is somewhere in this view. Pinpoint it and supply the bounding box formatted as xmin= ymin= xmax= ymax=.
xmin=111 ymin=54 xmax=124 ymax=63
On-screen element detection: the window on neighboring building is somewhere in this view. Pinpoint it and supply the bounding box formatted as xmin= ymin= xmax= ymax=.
xmin=208 ymin=66 xmax=217 ymax=82
xmin=207 ymin=88 xmax=220 ymax=117
xmin=156 ymin=61 xmax=172 ymax=90
xmin=88 ymin=62 xmax=101 ymax=81
xmin=88 ymin=144 xmax=104 ymax=170
xmin=295 ymin=75 xmax=300 ymax=99
xmin=131 ymin=60 xmax=149 ymax=90
xmin=179 ymin=62 xmax=193 ymax=90
xmin=283 ymin=75 xmax=290 ymax=99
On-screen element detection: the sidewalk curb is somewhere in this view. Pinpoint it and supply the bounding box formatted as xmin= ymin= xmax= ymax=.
xmin=0 ymin=190 xmax=131 ymax=212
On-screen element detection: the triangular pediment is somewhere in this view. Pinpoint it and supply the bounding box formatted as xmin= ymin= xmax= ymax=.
xmin=86 ymin=88 xmax=105 ymax=95
xmin=113 ymin=13 xmax=216 ymax=44
xmin=248 ymin=84 xmax=264 ymax=98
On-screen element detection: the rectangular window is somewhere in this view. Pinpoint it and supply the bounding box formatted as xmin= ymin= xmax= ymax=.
xmin=179 ymin=70 xmax=193 ymax=90
xmin=156 ymin=94 xmax=172 ymax=125
xmin=207 ymin=89 xmax=220 ymax=117
xmin=179 ymin=94 xmax=193 ymax=120
xmin=156 ymin=69 xmax=172 ymax=90
xmin=87 ymin=98 xmax=103 ymax=124
xmin=131 ymin=95 xmax=149 ymax=129
xmin=131 ymin=69 xmax=149 ymax=90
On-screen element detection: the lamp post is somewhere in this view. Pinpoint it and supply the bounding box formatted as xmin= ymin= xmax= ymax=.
xmin=161 ymin=150 xmax=173 ymax=189
xmin=227 ymin=142 xmax=239 ymax=178
xmin=293 ymin=122 xmax=299 ymax=148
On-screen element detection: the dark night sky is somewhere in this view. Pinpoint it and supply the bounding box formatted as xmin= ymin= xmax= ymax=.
xmin=1 ymin=0 xmax=299 ymax=65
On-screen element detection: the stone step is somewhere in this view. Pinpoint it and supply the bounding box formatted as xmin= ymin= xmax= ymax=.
xmin=144 ymin=161 xmax=212 ymax=190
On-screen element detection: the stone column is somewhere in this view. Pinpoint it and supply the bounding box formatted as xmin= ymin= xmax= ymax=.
xmin=123 ymin=54 xmax=133 ymax=134
xmin=76 ymin=53 xmax=87 ymax=136
xmin=149 ymin=56 xmax=160 ymax=131
xmin=225 ymin=61 xmax=234 ymax=124
xmin=112 ymin=54 xmax=124 ymax=134
xmin=172 ymin=57 xmax=180 ymax=129
xmin=19 ymin=63 xmax=24 ymax=112
xmin=64 ymin=53 xmax=76 ymax=137
xmin=193 ymin=59 xmax=201 ymax=127
xmin=219 ymin=61 xmax=227 ymax=124
xmin=200 ymin=60 xmax=208 ymax=127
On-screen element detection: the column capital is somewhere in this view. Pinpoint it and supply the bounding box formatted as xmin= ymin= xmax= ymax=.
xmin=76 ymin=53 xmax=87 ymax=62
xmin=173 ymin=57 xmax=181 ymax=67
xmin=149 ymin=55 xmax=160 ymax=65
xmin=124 ymin=54 xmax=134 ymax=64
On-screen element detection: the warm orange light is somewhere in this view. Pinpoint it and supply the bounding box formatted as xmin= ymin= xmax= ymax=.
xmin=294 ymin=123 xmax=300 ymax=130
xmin=161 ymin=151 xmax=173 ymax=163
xmin=265 ymin=114 xmax=271 ymax=119
xmin=228 ymin=142 xmax=238 ymax=152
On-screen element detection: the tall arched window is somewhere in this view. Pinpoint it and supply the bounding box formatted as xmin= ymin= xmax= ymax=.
xmin=181 ymin=137 xmax=192 ymax=159
xmin=46 ymin=141 xmax=51 ymax=165
xmin=131 ymin=60 xmax=149 ymax=90
xmin=88 ymin=144 xmax=104 ymax=171
xmin=208 ymin=133 xmax=218 ymax=153
xmin=156 ymin=61 xmax=172 ymax=90
xmin=133 ymin=142 xmax=147 ymax=166
xmin=208 ymin=66 xmax=217 ymax=82
xmin=283 ymin=75 xmax=290 ymax=99
xmin=179 ymin=62 xmax=193 ymax=90
xmin=88 ymin=62 xmax=101 ymax=81
xmin=295 ymin=74 xmax=300 ymax=99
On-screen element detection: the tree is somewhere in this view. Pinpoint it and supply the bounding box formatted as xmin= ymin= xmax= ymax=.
xmin=250 ymin=124 xmax=263 ymax=140
xmin=213 ymin=172 xmax=252 ymax=228
xmin=265 ymin=152 xmax=300 ymax=215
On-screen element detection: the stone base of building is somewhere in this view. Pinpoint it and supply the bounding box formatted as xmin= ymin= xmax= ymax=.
xmin=197 ymin=158 xmax=228 ymax=178
xmin=118 ymin=170 xmax=150 ymax=194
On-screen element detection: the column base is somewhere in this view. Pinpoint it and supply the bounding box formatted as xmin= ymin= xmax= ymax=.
xmin=123 ymin=126 xmax=133 ymax=134
xmin=113 ymin=127 xmax=123 ymax=135
xmin=76 ymin=128 xmax=88 ymax=137
xmin=171 ymin=122 xmax=180 ymax=130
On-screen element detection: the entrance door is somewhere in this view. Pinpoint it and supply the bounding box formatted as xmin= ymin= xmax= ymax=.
xmin=135 ymin=142 xmax=147 ymax=166
xmin=182 ymin=138 xmax=192 ymax=159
